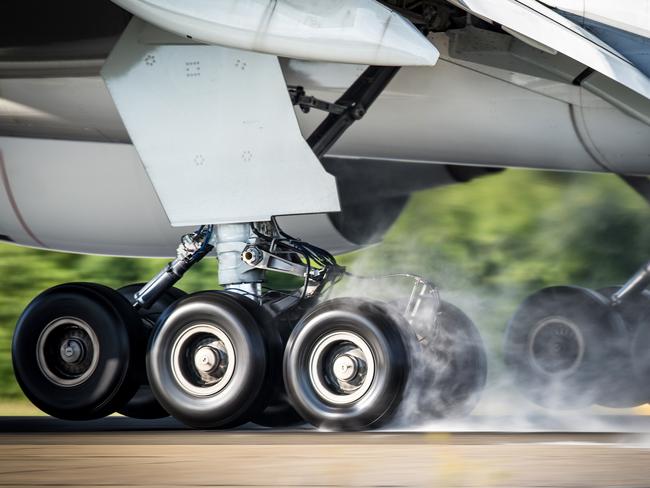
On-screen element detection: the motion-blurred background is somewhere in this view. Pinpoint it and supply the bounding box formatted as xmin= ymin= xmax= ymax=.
xmin=1 ymin=168 xmax=649 ymax=408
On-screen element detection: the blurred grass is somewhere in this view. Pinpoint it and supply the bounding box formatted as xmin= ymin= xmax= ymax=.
xmin=1 ymin=168 xmax=649 ymax=405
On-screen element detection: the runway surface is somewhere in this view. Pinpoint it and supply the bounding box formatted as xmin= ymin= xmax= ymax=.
xmin=0 ymin=416 xmax=650 ymax=487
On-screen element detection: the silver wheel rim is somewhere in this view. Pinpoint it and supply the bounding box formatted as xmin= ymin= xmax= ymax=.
xmin=529 ymin=316 xmax=585 ymax=377
xmin=309 ymin=331 xmax=375 ymax=405
xmin=170 ymin=324 xmax=236 ymax=397
xmin=36 ymin=317 xmax=100 ymax=387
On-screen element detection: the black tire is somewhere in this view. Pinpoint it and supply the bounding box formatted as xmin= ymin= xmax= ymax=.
xmin=146 ymin=291 xmax=268 ymax=429
xmin=404 ymin=300 xmax=487 ymax=419
xmin=284 ymin=298 xmax=409 ymax=431
xmin=593 ymin=287 xmax=647 ymax=408
xmin=504 ymin=286 xmax=627 ymax=409
xmin=116 ymin=284 xmax=185 ymax=419
xmin=252 ymin=395 xmax=304 ymax=428
xmin=632 ymin=301 xmax=650 ymax=404
xmin=12 ymin=283 xmax=139 ymax=420
xmin=223 ymin=292 xmax=303 ymax=428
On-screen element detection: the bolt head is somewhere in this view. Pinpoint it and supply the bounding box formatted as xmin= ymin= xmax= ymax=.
xmin=59 ymin=339 xmax=83 ymax=364
xmin=333 ymin=355 xmax=358 ymax=381
xmin=194 ymin=346 xmax=220 ymax=373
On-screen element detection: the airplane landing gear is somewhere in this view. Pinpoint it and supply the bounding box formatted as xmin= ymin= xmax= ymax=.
xmin=505 ymin=261 xmax=650 ymax=409
xmin=12 ymin=283 xmax=140 ymax=420
xmin=504 ymin=286 xmax=625 ymax=408
xmin=408 ymin=300 xmax=487 ymax=420
xmin=592 ymin=286 xmax=650 ymax=408
xmin=146 ymin=292 xmax=269 ymax=428
xmin=11 ymin=221 xmax=488 ymax=429
xmin=284 ymin=298 xmax=410 ymax=430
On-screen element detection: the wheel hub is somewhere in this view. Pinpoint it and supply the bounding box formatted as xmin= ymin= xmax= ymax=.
xmin=529 ymin=317 xmax=584 ymax=376
xmin=332 ymin=354 xmax=363 ymax=382
xmin=36 ymin=317 xmax=100 ymax=387
xmin=59 ymin=339 xmax=84 ymax=364
xmin=309 ymin=331 xmax=375 ymax=405
xmin=171 ymin=324 xmax=235 ymax=397
xmin=193 ymin=346 xmax=223 ymax=374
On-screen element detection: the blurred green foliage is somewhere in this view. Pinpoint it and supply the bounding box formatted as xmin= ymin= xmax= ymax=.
xmin=339 ymin=169 xmax=650 ymax=372
xmin=1 ymin=168 xmax=649 ymax=398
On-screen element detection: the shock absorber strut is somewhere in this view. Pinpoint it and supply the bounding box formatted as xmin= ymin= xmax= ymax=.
xmin=213 ymin=223 xmax=265 ymax=299
xmin=133 ymin=225 xmax=214 ymax=309
xmin=132 ymin=223 xmax=268 ymax=309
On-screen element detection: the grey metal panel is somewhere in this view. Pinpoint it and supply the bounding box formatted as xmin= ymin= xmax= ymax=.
xmin=0 ymin=136 xmax=194 ymax=257
xmin=101 ymin=19 xmax=340 ymax=226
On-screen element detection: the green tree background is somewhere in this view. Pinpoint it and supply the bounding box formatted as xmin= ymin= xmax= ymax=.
xmin=1 ymin=168 xmax=648 ymax=400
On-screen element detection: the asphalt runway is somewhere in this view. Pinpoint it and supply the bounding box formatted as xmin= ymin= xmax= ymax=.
xmin=0 ymin=416 xmax=649 ymax=487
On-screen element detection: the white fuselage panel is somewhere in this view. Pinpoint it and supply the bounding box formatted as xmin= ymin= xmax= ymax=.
xmin=0 ymin=30 xmax=649 ymax=256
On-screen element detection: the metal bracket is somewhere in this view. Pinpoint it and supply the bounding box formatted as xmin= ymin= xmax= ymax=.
xmin=241 ymin=245 xmax=319 ymax=279
xmin=288 ymin=86 xmax=347 ymax=115
xmin=307 ymin=66 xmax=401 ymax=159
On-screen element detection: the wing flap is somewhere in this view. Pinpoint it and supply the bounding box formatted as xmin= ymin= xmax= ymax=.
xmin=452 ymin=0 xmax=650 ymax=99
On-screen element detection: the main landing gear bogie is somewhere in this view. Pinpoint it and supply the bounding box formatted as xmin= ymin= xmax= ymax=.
xmin=505 ymin=261 xmax=650 ymax=410
xmin=11 ymin=222 xmax=489 ymax=430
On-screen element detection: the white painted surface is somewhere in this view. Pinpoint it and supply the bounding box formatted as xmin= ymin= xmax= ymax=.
xmin=1 ymin=25 xmax=650 ymax=256
xmin=455 ymin=0 xmax=650 ymax=99
xmin=0 ymin=77 xmax=127 ymax=142
xmin=3 ymin=52 xmax=648 ymax=173
xmin=581 ymin=0 xmax=650 ymax=38
xmin=543 ymin=0 xmax=650 ymax=38
xmin=286 ymin=58 xmax=606 ymax=172
xmin=0 ymin=137 xmax=193 ymax=256
xmin=0 ymin=137 xmax=357 ymax=257
xmin=111 ymin=0 xmax=439 ymax=66
xmin=102 ymin=19 xmax=340 ymax=226
xmin=539 ymin=0 xmax=584 ymax=17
